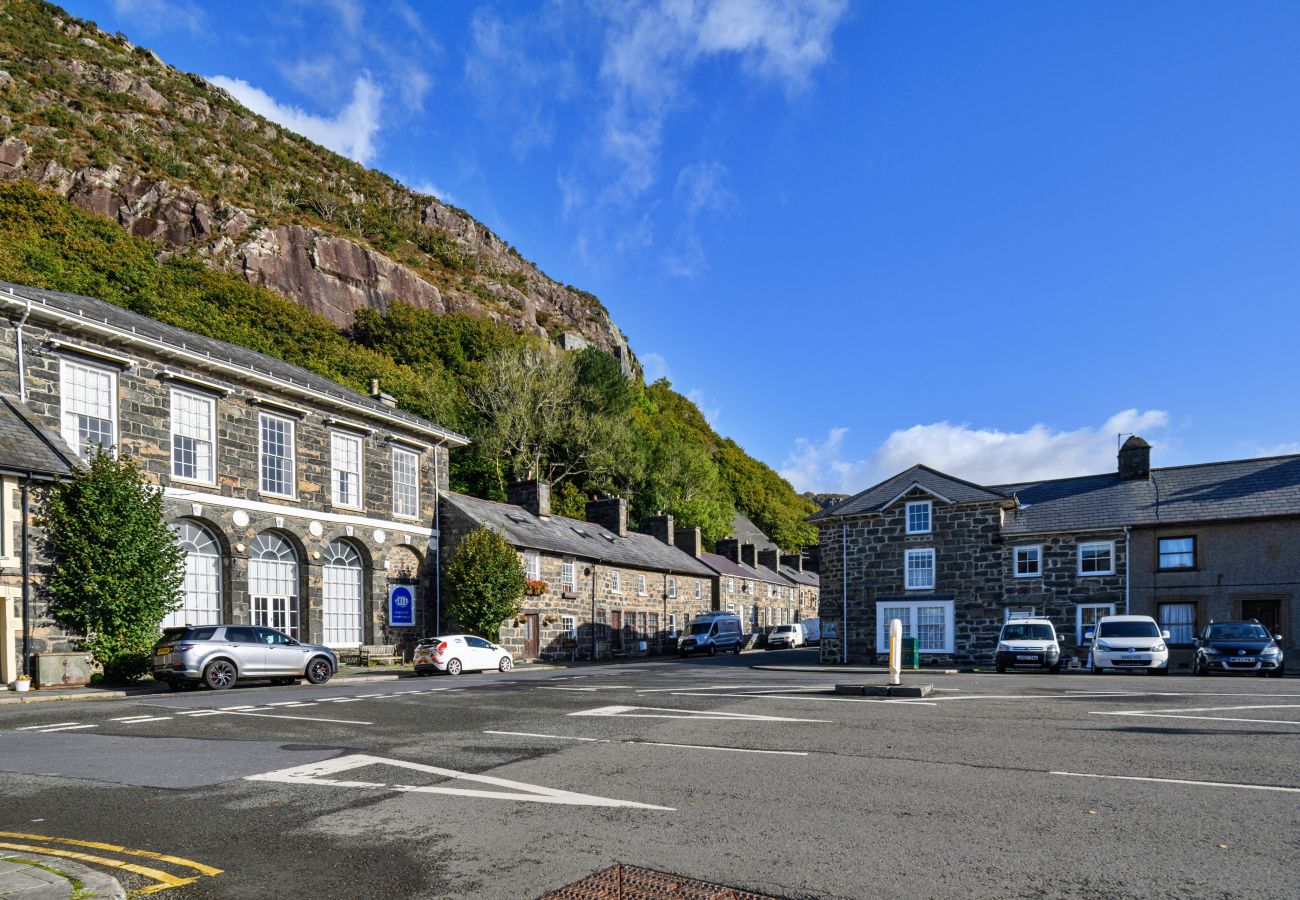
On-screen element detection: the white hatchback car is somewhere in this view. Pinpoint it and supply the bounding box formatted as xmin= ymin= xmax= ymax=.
xmin=414 ymin=635 xmax=513 ymax=676
xmin=1086 ymin=615 xmax=1170 ymax=674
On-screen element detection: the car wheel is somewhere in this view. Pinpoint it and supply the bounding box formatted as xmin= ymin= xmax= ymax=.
xmin=164 ymin=678 xmax=183 ymax=692
xmin=1049 ymin=662 xmax=1062 ymax=674
xmin=1091 ymin=662 xmax=1104 ymax=675
xmin=707 ymin=645 xmax=717 ymax=657
xmin=733 ymin=644 xmax=742 ymax=656
xmin=203 ymin=659 xmax=237 ymax=690
xmin=995 ymin=662 xmax=1006 ymax=674
xmin=1152 ymin=665 xmax=1169 ymax=675
xmin=415 ymin=669 xmax=429 ymax=677
xmin=1193 ymin=658 xmax=1205 ymax=676
xmin=446 ymin=658 xmax=463 ymax=675
xmin=1271 ymin=667 xmax=1286 ymax=678
xmin=305 ymin=656 xmax=333 ymax=685
xmin=498 ymin=656 xmax=513 ymax=672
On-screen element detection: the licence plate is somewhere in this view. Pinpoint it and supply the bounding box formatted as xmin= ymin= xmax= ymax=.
xmin=1016 ymin=655 xmax=1038 ymax=661
xmin=1121 ymin=654 xmax=1147 ymax=660
xmin=1230 ymin=657 xmax=1254 ymax=663
xmin=155 ymin=648 xmax=170 ymax=657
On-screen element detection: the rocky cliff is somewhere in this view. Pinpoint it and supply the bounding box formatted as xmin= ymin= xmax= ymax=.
xmin=0 ymin=1 xmax=634 ymax=371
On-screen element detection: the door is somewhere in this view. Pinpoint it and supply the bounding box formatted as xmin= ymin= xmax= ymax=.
xmin=464 ymin=636 xmax=496 ymax=670
xmin=260 ymin=627 xmax=310 ymax=676
xmin=222 ymin=626 xmax=265 ymax=676
xmin=1242 ymin=598 xmax=1282 ymax=640
xmin=523 ymin=614 xmax=539 ymax=659
xmin=610 ymin=611 xmax=623 ymax=650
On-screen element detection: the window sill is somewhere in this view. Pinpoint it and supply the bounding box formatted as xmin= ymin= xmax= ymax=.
xmin=904 ymin=585 xmax=936 ymax=592
xmin=1077 ymin=572 xmax=1115 ymax=578
xmin=258 ymin=491 xmax=298 ymax=503
xmin=392 ymin=513 xmax=423 ymax=522
xmin=561 ymin=590 xmax=578 ymax=600
xmin=170 ymin=476 xmax=218 ymax=490
xmin=331 ymin=502 xmax=365 ymax=513
xmin=1013 ymin=573 xmax=1042 ymax=579
xmin=1157 ymin=567 xmax=1198 ymax=573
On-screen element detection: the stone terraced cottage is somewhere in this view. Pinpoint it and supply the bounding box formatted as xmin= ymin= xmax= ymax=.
xmin=439 ymin=482 xmax=716 ymax=660
xmin=701 ymin=538 xmax=819 ymax=636
xmin=813 ymin=437 xmax=1300 ymax=669
xmin=0 ymin=280 xmax=467 ymax=680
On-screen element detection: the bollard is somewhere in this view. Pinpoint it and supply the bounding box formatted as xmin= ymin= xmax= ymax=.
xmin=889 ymin=618 xmax=902 ymax=686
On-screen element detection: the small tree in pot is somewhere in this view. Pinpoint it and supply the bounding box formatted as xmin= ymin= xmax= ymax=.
xmin=443 ymin=527 xmax=526 ymax=641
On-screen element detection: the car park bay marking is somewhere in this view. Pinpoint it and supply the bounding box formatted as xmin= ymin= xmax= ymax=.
xmin=1051 ymin=771 xmax=1300 ymax=794
xmin=668 ymin=691 xmax=939 ymax=706
xmin=246 ymin=753 xmax=674 ymax=810
xmin=569 ymin=704 xmax=828 ymax=723
xmin=16 ymin=723 xmax=77 ymax=730
xmin=206 ymin=710 xmax=374 ymax=725
xmin=484 ymin=730 xmax=810 ymax=756
xmin=29 ymin=724 xmax=98 ymax=732
xmin=111 ymin=716 xmax=172 ymax=724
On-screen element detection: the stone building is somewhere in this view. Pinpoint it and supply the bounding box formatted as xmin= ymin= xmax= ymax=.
xmin=813 ymin=437 xmax=1300 ymax=668
xmin=0 ymin=280 xmax=467 ymax=672
xmin=439 ymin=483 xmax=715 ymax=659
xmin=697 ymin=538 xmax=819 ymax=634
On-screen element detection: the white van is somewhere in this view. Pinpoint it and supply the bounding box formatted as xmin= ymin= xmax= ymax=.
xmin=766 ymin=623 xmax=804 ymax=650
xmin=800 ymin=618 xmax=821 ymax=645
xmin=994 ymin=618 xmax=1063 ymax=673
xmin=678 ymin=612 xmax=744 ymax=657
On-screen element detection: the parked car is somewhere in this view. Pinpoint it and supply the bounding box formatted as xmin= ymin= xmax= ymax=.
xmin=766 ymin=623 xmax=805 ymax=650
xmin=1192 ymin=621 xmax=1285 ymax=677
xmin=994 ymin=618 xmax=1064 ymax=673
xmin=678 ymin=612 xmax=744 ymax=656
xmin=414 ymin=635 xmax=513 ymax=675
xmin=1085 ymin=615 xmax=1170 ymax=674
xmin=152 ymin=624 xmax=338 ymax=690
xmin=800 ymin=618 xmax=822 ymax=645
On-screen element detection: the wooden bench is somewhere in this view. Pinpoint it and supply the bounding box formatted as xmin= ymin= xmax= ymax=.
xmin=346 ymin=644 xmax=399 ymax=667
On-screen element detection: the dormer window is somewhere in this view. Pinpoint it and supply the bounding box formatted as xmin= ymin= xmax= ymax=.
xmin=906 ymin=500 xmax=932 ymax=534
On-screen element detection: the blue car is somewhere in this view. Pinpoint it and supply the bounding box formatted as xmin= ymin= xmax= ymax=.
xmin=1192 ymin=621 xmax=1285 ymax=677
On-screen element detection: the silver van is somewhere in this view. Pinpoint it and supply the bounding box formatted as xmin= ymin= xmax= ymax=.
xmin=678 ymin=613 xmax=744 ymax=657
xmin=152 ymin=624 xmax=338 ymax=690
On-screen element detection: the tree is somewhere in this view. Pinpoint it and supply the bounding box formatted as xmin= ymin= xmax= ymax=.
xmin=443 ymin=527 xmax=526 ymax=640
xmin=38 ymin=448 xmax=185 ymax=683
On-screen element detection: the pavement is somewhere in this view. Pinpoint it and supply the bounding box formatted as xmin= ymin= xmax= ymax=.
xmin=0 ymin=647 xmax=1296 ymax=898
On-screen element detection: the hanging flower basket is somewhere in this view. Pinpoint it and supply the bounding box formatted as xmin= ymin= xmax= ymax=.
xmin=524 ymin=579 xmax=547 ymax=597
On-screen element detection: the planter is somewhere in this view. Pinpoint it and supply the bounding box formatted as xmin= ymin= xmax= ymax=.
xmin=13 ymin=679 xmax=30 ymax=692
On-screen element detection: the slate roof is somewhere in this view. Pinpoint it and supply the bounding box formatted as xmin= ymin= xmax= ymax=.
xmin=998 ymin=454 xmax=1300 ymax=535
xmin=810 ymin=464 xmax=1011 ymax=521
xmin=0 ymin=394 xmax=76 ymax=479
xmin=697 ymin=550 xmax=799 ymax=589
xmin=442 ymin=492 xmax=714 ymax=577
xmin=730 ymin=513 xmax=778 ymax=552
xmin=0 ymin=281 xmax=468 ymax=446
xmin=779 ymin=564 xmax=819 ymax=588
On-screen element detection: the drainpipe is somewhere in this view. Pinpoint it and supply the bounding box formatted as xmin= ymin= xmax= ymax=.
xmin=21 ymin=475 xmax=31 ymax=677
xmin=1123 ymin=525 xmax=1131 ymax=615
xmin=841 ymin=524 xmax=848 ymax=664
xmin=14 ymin=298 xmax=32 ymax=402
xmin=431 ymin=439 xmax=445 ymax=635
xmin=590 ymin=564 xmax=598 ymax=659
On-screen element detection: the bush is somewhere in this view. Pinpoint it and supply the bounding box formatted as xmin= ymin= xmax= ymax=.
xmin=443 ymin=528 xmax=526 ymax=640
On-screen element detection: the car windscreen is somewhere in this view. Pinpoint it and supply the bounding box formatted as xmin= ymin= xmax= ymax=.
xmin=1205 ymin=624 xmax=1271 ymax=641
xmin=689 ymin=623 xmax=713 ymax=636
xmin=1001 ymin=624 xmax=1054 ymax=641
xmin=1097 ymin=621 xmax=1160 ymax=638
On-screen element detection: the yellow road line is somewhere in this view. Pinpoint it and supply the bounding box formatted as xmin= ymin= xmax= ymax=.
xmin=0 ymin=831 xmax=221 ymax=876
xmin=0 ymin=840 xmax=198 ymax=893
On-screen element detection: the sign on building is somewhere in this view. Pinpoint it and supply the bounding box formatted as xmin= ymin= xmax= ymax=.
xmin=389 ymin=585 xmax=415 ymax=627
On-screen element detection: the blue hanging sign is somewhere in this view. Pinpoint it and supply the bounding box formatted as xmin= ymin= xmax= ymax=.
xmin=389 ymin=584 xmax=415 ymax=627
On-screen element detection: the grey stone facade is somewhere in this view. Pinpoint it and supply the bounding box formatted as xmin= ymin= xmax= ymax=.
xmin=0 ymin=282 xmax=465 ymax=671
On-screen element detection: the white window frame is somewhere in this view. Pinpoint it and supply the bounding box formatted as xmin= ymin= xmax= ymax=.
xmin=59 ymin=357 xmax=118 ymax=459
xmin=1013 ymin=545 xmax=1042 ymax=578
xmin=258 ymin=412 xmax=296 ymax=499
xmin=561 ymin=559 xmax=576 ymax=591
xmin=638 ymin=574 xmax=647 ymax=596
xmin=695 ymin=579 xmax=702 ymax=600
xmin=727 ymin=576 xmax=735 ymax=593
xmin=668 ymin=613 xmax=678 ymax=636
xmin=904 ymin=548 xmax=936 ymax=590
xmin=876 ymin=599 xmax=955 ymax=654
xmin=905 ymin=500 xmax=932 ymax=534
xmin=611 ymin=571 xmax=622 ymax=594
xmin=169 ymin=388 xmax=216 ymax=485
xmin=560 ymin=614 xmax=576 ymax=638
xmin=1005 ymin=607 xmax=1037 ymax=621
xmin=523 ymin=550 xmax=541 ymax=581
xmin=667 ymin=577 xmax=677 ymax=598
xmin=1077 ymin=603 xmax=1116 ymax=643
xmin=1078 ymin=541 xmax=1115 ymax=576
xmin=392 ymin=445 xmax=420 ymax=519
xmin=330 ymin=431 xmax=364 ymax=510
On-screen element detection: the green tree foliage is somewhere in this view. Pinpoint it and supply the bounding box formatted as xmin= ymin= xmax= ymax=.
xmin=38 ymin=449 xmax=185 ymax=683
xmin=443 ymin=528 xmax=526 ymax=640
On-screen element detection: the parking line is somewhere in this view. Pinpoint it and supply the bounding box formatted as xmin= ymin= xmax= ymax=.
xmin=206 ymin=710 xmax=374 ymax=725
xmin=484 ymin=730 xmax=809 ymax=756
xmin=16 ymin=723 xmax=77 ymax=730
xmin=36 ymin=724 xmax=98 ymax=732
xmin=1052 ymin=771 xmax=1300 ymax=794
xmin=1090 ymin=711 xmax=1300 ymax=726
xmin=115 ymin=717 xmax=172 ymax=724
xmin=668 ymin=691 xmax=938 ymax=706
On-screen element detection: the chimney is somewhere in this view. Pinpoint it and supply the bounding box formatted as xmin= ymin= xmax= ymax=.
xmin=740 ymin=543 xmax=758 ymax=568
xmin=802 ymin=544 xmax=820 ymax=574
xmin=715 ymin=538 xmax=741 ymax=563
xmin=673 ymin=525 xmax=702 ymax=558
xmin=586 ymin=497 xmax=628 ymax=537
xmin=757 ymin=549 xmax=780 ymax=572
xmin=507 ymin=480 xmax=551 ymax=518
xmin=780 ymin=553 xmax=803 ymax=573
xmin=641 ymin=514 xmax=674 ymax=546
xmin=369 ymin=377 xmax=397 ymax=409
xmin=1118 ymin=435 xmax=1151 ymax=481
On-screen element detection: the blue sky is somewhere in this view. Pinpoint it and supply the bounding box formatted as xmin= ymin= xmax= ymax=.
xmin=70 ymin=1 xmax=1300 ymax=493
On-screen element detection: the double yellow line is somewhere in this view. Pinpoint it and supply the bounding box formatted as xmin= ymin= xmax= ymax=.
xmin=0 ymin=831 xmax=220 ymax=894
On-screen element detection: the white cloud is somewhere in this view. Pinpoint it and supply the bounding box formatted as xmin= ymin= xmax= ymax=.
xmin=208 ymin=74 xmax=383 ymax=166
xmin=674 ymin=161 xmax=734 ymax=217
xmin=1255 ymin=442 xmax=1300 ymax=457
xmin=110 ymin=0 xmax=206 ymax=35
xmin=780 ymin=410 xmax=1173 ymax=494
xmin=641 ymin=352 xmax=673 ymax=383
xmin=687 ymin=388 xmax=721 ymax=427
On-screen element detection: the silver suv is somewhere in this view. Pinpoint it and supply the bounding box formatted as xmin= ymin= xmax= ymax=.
xmin=152 ymin=625 xmax=338 ymax=691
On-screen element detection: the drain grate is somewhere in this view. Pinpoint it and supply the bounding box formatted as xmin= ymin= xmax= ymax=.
xmin=539 ymin=863 xmax=780 ymax=899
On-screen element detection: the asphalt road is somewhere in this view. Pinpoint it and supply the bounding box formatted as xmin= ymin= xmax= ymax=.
xmin=1 ymin=649 xmax=1298 ymax=899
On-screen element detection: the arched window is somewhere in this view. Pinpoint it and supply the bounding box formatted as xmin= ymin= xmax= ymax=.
xmin=323 ymin=540 xmax=364 ymax=647
xmin=166 ymin=521 xmax=222 ymax=629
xmin=249 ymin=532 xmax=299 ymax=638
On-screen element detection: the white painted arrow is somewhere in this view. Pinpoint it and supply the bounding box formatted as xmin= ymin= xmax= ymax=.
xmin=246 ymin=753 xmax=673 ymax=810
xmin=568 ymin=704 xmax=828 ymax=723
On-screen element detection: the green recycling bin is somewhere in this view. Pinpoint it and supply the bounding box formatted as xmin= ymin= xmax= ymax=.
xmin=900 ymin=636 xmax=920 ymax=670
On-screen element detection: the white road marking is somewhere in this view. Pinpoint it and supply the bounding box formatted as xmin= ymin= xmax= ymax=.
xmin=1052 ymin=771 xmax=1300 ymax=794
xmin=246 ymin=753 xmax=673 ymax=810
xmin=327 ymin=698 xmax=363 ymax=703
xmin=1090 ymin=712 xmax=1300 ymax=726
xmin=569 ymin=704 xmax=828 ymax=723
xmin=484 ymin=730 xmax=809 ymax=756
xmin=16 ymin=723 xmax=77 ymax=730
xmin=266 ymin=701 xmax=302 ymax=706
xmin=219 ymin=705 xmax=256 ymax=710
xmin=356 ymin=694 xmax=385 ymax=698
xmin=206 ymin=710 xmax=374 ymax=725
xmin=35 ymin=724 xmax=98 ymax=732
xmin=634 ymin=684 xmax=819 ymax=694
xmin=113 ymin=716 xmax=172 ymax=724
xmin=668 ymin=691 xmax=938 ymax=706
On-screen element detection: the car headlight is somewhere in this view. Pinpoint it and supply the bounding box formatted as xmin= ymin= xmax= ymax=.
xmin=1202 ymin=645 xmax=1223 ymax=656
xmin=1262 ymin=646 xmax=1281 ymax=657
xmin=1150 ymin=643 xmax=1166 ymax=653
xmin=996 ymin=642 xmax=1009 ymax=652
xmin=1095 ymin=641 xmax=1113 ymax=651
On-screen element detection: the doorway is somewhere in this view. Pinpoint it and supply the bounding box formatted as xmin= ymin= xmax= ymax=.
xmin=610 ymin=610 xmax=623 ymax=650
xmin=1241 ymin=598 xmax=1283 ymax=639
xmin=524 ymin=613 xmax=539 ymax=659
